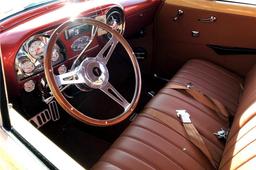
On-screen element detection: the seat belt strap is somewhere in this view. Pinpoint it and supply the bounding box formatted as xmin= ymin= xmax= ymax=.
xmin=167 ymin=83 xmax=229 ymax=122
xmin=145 ymin=108 xmax=217 ymax=168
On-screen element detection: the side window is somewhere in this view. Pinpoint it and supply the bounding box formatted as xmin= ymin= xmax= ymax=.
xmin=219 ymin=0 xmax=256 ymax=5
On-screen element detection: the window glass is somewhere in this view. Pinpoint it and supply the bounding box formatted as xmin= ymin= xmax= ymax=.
xmin=0 ymin=0 xmax=58 ymax=22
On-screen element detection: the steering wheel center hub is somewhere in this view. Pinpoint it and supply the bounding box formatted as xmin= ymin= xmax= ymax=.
xmin=92 ymin=67 xmax=102 ymax=77
xmin=81 ymin=58 xmax=109 ymax=89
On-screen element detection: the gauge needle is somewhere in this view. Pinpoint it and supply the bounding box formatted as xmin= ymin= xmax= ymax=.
xmin=36 ymin=48 xmax=41 ymax=54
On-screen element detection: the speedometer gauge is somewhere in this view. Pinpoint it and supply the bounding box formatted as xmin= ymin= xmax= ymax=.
xmin=28 ymin=40 xmax=46 ymax=59
xmin=71 ymin=36 xmax=90 ymax=52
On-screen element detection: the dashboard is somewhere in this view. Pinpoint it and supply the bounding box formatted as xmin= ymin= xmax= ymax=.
xmin=0 ymin=0 xmax=161 ymax=103
xmin=15 ymin=7 xmax=125 ymax=82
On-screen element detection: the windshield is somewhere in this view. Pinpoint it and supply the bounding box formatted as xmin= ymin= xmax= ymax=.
xmin=0 ymin=0 xmax=59 ymax=22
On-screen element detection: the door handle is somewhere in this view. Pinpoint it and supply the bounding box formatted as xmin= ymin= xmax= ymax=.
xmin=198 ymin=16 xmax=217 ymax=23
xmin=173 ymin=10 xmax=184 ymax=21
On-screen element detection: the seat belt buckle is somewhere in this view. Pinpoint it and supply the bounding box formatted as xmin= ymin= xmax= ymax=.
xmin=186 ymin=82 xmax=193 ymax=89
xmin=176 ymin=110 xmax=191 ymax=123
xmin=214 ymin=128 xmax=229 ymax=140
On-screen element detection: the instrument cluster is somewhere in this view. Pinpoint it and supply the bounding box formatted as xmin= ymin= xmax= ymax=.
xmin=15 ymin=6 xmax=125 ymax=92
xmin=15 ymin=35 xmax=65 ymax=80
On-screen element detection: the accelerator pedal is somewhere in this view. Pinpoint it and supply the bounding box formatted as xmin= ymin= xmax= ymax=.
xmin=48 ymin=100 xmax=60 ymax=121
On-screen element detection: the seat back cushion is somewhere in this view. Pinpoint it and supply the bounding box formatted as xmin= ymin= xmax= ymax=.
xmin=169 ymin=59 xmax=243 ymax=116
xmin=220 ymin=65 xmax=256 ymax=170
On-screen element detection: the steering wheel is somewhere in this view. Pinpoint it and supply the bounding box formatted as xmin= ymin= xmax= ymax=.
xmin=44 ymin=18 xmax=141 ymax=126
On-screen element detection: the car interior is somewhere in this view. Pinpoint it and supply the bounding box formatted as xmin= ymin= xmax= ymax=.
xmin=1 ymin=0 xmax=256 ymax=169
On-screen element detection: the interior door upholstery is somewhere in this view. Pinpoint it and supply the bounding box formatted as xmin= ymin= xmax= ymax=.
xmin=154 ymin=0 xmax=256 ymax=77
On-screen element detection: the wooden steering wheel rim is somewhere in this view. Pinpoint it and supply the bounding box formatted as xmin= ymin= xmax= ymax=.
xmin=44 ymin=18 xmax=141 ymax=126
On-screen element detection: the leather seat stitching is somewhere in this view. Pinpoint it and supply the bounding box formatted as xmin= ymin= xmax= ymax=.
xmin=159 ymin=91 xmax=225 ymax=126
xmin=238 ymin=94 xmax=256 ymax=113
xmin=143 ymin=107 xmax=224 ymax=153
xmin=158 ymin=91 xmax=227 ymax=125
xmin=170 ymin=75 xmax=238 ymax=106
xmin=171 ymin=75 xmax=239 ymax=110
xmin=170 ymin=77 xmax=238 ymax=109
xmin=169 ymin=78 xmax=238 ymax=111
xmin=110 ymin=146 xmax=157 ymax=170
xmin=235 ymin=155 xmax=256 ymax=170
xmin=224 ymin=124 xmax=256 ymax=156
xmin=219 ymin=139 xmax=256 ymax=169
xmin=184 ymin=63 xmax=241 ymax=86
xmin=177 ymin=68 xmax=240 ymax=97
xmin=228 ymin=113 xmax=256 ymax=141
xmin=189 ymin=60 xmax=242 ymax=83
xmin=139 ymin=114 xmax=188 ymax=140
xmin=128 ymin=123 xmax=207 ymax=169
xmin=119 ymin=135 xmax=185 ymax=170
xmin=168 ymin=81 xmax=237 ymax=115
xmin=95 ymin=160 xmax=122 ymax=170
xmin=182 ymin=63 xmax=240 ymax=87
xmin=142 ymin=109 xmax=222 ymax=164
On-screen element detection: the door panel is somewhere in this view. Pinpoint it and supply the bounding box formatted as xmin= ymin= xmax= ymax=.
xmin=154 ymin=0 xmax=256 ymax=77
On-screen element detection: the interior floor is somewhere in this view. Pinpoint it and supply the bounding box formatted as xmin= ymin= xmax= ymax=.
xmin=37 ymin=73 xmax=166 ymax=169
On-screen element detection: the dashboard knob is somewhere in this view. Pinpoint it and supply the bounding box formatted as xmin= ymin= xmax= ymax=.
xmin=24 ymin=80 xmax=35 ymax=92
xmin=58 ymin=65 xmax=67 ymax=74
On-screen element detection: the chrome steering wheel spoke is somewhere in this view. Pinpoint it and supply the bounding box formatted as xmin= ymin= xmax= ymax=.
xmin=100 ymin=82 xmax=130 ymax=110
xmin=96 ymin=36 xmax=118 ymax=64
xmin=55 ymin=67 xmax=85 ymax=86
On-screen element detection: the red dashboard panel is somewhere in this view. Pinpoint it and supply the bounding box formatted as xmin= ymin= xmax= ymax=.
xmin=0 ymin=0 xmax=161 ymax=99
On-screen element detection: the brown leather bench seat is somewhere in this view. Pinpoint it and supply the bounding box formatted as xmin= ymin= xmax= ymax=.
xmin=93 ymin=60 xmax=256 ymax=170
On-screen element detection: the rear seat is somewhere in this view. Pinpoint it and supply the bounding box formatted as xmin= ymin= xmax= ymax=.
xmin=93 ymin=60 xmax=256 ymax=170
